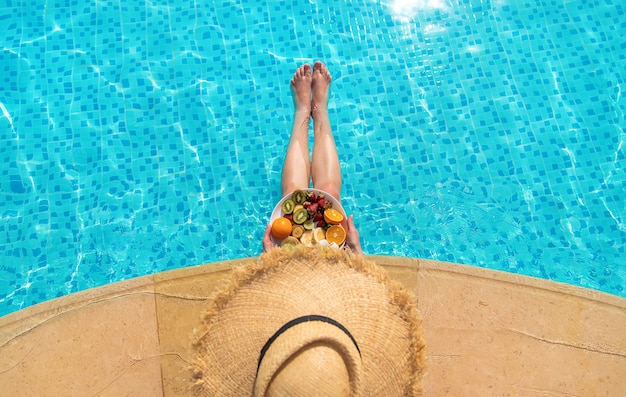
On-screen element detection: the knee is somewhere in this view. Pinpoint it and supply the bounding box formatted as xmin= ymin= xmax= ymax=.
xmin=314 ymin=182 xmax=341 ymax=200
xmin=282 ymin=182 xmax=308 ymax=197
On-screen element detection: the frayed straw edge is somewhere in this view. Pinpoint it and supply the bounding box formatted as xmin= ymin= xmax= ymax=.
xmin=189 ymin=245 xmax=427 ymax=396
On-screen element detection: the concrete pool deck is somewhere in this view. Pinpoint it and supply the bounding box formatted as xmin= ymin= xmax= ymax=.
xmin=1 ymin=256 xmax=624 ymax=396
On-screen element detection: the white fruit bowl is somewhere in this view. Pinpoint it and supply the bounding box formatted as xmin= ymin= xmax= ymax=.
xmin=269 ymin=188 xmax=346 ymax=247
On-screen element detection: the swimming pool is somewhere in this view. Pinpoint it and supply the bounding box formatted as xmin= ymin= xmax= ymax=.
xmin=1 ymin=0 xmax=624 ymax=317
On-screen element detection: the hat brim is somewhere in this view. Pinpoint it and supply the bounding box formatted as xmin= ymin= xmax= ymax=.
xmin=192 ymin=246 xmax=426 ymax=396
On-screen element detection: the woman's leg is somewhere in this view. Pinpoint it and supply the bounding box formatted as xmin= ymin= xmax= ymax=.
xmin=311 ymin=62 xmax=341 ymax=200
xmin=281 ymin=64 xmax=313 ymax=196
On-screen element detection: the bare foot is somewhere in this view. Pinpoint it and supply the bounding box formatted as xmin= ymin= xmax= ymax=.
xmin=290 ymin=64 xmax=312 ymax=112
xmin=311 ymin=61 xmax=332 ymax=118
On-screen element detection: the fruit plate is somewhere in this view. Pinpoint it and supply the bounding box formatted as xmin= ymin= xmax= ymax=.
xmin=269 ymin=188 xmax=346 ymax=247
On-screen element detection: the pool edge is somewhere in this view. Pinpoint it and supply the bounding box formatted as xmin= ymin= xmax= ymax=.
xmin=0 ymin=256 xmax=624 ymax=396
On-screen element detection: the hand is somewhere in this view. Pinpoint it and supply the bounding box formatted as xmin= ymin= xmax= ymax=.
xmin=262 ymin=224 xmax=276 ymax=252
xmin=342 ymin=215 xmax=363 ymax=255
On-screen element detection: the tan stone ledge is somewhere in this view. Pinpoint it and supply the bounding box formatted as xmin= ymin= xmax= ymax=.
xmin=0 ymin=256 xmax=624 ymax=396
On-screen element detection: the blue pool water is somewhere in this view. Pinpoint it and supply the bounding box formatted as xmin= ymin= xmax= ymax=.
xmin=1 ymin=0 xmax=625 ymax=317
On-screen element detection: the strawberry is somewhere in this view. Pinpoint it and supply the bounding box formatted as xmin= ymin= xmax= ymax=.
xmin=308 ymin=203 xmax=319 ymax=214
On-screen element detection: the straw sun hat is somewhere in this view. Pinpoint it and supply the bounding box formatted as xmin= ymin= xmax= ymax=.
xmin=192 ymin=246 xmax=426 ymax=396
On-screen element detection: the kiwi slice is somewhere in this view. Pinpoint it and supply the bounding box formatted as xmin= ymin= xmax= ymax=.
xmin=292 ymin=189 xmax=306 ymax=205
xmin=281 ymin=199 xmax=295 ymax=214
xmin=303 ymin=220 xmax=314 ymax=230
xmin=293 ymin=208 xmax=309 ymax=224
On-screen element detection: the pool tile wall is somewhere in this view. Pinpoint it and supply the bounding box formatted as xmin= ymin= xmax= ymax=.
xmin=0 ymin=0 xmax=624 ymax=316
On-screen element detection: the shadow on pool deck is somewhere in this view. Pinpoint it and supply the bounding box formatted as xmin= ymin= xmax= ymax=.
xmin=0 ymin=256 xmax=624 ymax=396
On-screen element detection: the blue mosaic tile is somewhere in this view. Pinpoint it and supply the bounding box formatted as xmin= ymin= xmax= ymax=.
xmin=0 ymin=0 xmax=625 ymax=316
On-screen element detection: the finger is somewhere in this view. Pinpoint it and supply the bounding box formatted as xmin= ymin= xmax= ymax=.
xmin=262 ymin=224 xmax=275 ymax=251
xmin=264 ymin=224 xmax=273 ymax=241
xmin=341 ymin=214 xmax=352 ymax=229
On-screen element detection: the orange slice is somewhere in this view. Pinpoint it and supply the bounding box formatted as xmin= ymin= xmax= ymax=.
xmin=325 ymin=225 xmax=346 ymax=246
xmin=323 ymin=208 xmax=344 ymax=225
